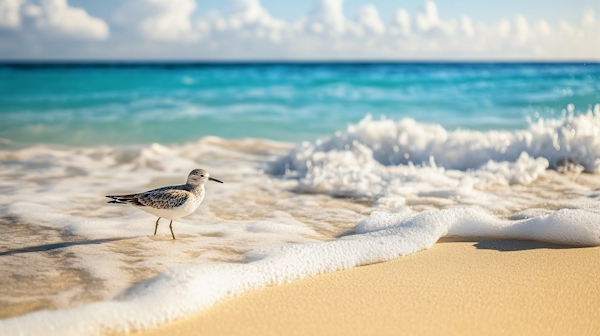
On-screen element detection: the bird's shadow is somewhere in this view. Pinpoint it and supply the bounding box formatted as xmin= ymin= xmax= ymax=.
xmin=0 ymin=238 xmax=129 ymax=256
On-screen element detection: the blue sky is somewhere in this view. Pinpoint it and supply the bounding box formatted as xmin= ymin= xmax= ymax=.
xmin=1 ymin=0 xmax=599 ymax=60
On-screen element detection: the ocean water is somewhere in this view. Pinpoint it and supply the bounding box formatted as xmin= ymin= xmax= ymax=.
xmin=1 ymin=63 xmax=600 ymax=335
xmin=1 ymin=62 xmax=599 ymax=145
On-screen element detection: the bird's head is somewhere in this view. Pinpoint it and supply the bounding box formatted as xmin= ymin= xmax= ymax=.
xmin=186 ymin=169 xmax=223 ymax=187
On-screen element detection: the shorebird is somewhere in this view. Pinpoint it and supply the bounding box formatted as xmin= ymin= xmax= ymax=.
xmin=106 ymin=169 xmax=223 ymax=239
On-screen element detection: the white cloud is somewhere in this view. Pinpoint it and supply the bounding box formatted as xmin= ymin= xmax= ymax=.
xmin=0 ymin=0 xmax=23 ymax=29
xmin=497 ymin=19 xmax=511 ymax=38
xmin=222 ymin=0 xmax=287 ymax=37
xmin=229 ymin=0 xmax=282 ymax=28
xmin=460 ymin=15 xmax=475 ymax=37
xmin=33 ymin=0 xmax=108 ymax=40
xmin=112 ymin=0 xmax=198 ymax=42
xmin=0 ymin=0 xmax=108 ymax=40
xmin=389 ymin=8 xmax=411 ymax=36
xmin=582 ymin=8 xmax=596 ymax=26
xmin=558 ymin=19 xmax=574 ymax=36
xmin=513 ymin=15 xmax=530 ymax=43
xmin=535 ymin=20 xmax=551 ymax=36
xmin=356 ymin=5 xmax=385 ymax=35
xmin=141 ymin=0 xmax=196 ymax=42
xmin=193 ymin=0 xmax=289 ymax=44
xmin=414 ymin=1 xmax=439 ymax=32
xmin=308 ymin=0 xmax=346 ymax=34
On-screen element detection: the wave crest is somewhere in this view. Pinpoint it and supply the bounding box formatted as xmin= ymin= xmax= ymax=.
xmin=276 ymin=113 xmax=600 ymax=199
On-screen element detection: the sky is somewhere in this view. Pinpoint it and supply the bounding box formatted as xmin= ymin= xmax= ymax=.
xmin=0 ymin=0 xmax=599 ymax=60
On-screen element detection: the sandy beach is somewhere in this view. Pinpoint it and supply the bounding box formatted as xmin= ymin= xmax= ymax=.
xmin=133 ymin=238 xmax=600 ymax=336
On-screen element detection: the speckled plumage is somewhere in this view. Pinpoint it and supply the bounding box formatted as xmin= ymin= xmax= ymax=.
xmin=107 ymin=185 xmax=195 ymax=209
xmin=106 ymin=169 xmax=223 ymax=239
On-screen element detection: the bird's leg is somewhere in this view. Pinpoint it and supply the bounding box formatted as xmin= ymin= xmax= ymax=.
xmin=169 ymin=220 xmax=175 ymax=240
xmin=154 ymin=217 xmax=161 ymax=235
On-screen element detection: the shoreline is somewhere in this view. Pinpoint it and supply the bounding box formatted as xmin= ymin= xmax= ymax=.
xmin=131 ymin=238 xmax=600 ymax=336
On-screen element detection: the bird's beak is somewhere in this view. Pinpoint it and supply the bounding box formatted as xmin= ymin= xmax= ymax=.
xmin=209 ymin=177 xmax=223 ymax=183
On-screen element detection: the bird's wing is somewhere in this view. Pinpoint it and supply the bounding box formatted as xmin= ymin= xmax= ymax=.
xmin=106 ymin=186 xmax=189 ymax=209
xmin=136 ymin=188 xmax=190 ymax=209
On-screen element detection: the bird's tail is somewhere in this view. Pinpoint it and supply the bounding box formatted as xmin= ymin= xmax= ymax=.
xmin=106 ymin=195 xmax=131 ymax=204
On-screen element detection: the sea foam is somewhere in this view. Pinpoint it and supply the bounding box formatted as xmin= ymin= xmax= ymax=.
xmin=281 ymin=111 xmax=600 ymax=173
xmin=2 ymin=207 xmax=599 ymax=336
xmin=276 ymin=112 xmax=600 ymax=202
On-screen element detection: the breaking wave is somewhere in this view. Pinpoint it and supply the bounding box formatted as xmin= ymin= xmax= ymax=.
xmin=276 ymin=111 xmax=600 ymax=199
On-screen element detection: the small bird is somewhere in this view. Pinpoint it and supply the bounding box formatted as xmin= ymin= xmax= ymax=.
xmin=106 ymin=169 xmax=223 ymax=239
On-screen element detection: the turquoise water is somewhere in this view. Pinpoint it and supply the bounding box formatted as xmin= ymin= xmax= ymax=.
xmin=1 ymin=62 xmax=599 ymax=146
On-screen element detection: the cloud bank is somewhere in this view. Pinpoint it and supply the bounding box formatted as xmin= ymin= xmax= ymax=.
xmin=0 ymin=0 xmax=108 ymax=39
xmin=0 ymin=0 xmax=598 ymax=60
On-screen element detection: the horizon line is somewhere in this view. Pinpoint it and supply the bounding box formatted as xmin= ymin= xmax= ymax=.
xmin=0 ymin=59 xmax=598 ymax=65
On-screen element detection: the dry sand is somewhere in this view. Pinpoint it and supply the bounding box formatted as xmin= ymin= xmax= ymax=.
xmin=132 ymin=238 xmax=600 ymax=336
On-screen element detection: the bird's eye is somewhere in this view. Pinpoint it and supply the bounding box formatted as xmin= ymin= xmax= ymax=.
xmin=200 ymin=175 xmax=204 ymax=177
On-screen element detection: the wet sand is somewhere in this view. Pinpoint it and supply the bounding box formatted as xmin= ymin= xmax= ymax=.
xmin=131 ymin=238 xmax=600 ymax=336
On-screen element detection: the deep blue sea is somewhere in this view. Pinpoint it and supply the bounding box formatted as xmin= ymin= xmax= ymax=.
xmin=0 ymin=62 xmax=599 ymax=145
